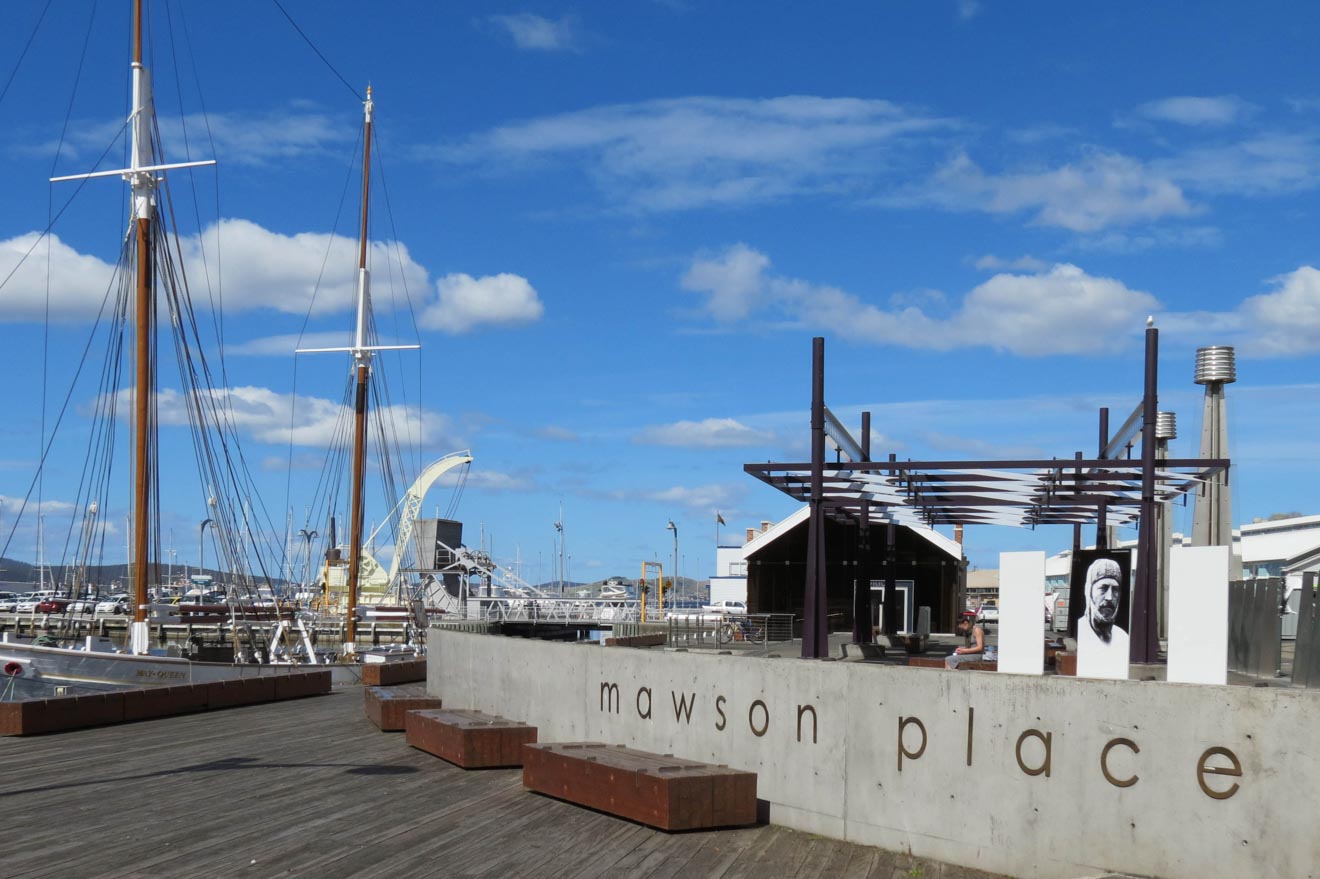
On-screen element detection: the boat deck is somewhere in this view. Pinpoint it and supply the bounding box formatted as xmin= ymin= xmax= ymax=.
xmin=0 ymin=688 xmax=1008 ymax=878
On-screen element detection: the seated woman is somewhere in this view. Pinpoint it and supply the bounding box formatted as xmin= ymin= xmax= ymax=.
xmin=946 ymin=613 xmax=985 ymax=668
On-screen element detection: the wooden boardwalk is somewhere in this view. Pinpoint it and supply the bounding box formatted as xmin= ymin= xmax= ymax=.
xmin=0 ymin=689 xmax=1008 ymax=879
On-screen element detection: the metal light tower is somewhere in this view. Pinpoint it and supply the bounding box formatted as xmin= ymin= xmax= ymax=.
xmin=1191 ymin=347 xmax=1236 ymax=563
xmin=666 ymin=520 xmax=678 ymax=616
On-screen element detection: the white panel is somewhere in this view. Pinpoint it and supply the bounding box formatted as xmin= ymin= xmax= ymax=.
xmin=1167 ymin=545 xmax=1230 ymax=685
xmin=997 ymin=551 xmax=1045 ymax=675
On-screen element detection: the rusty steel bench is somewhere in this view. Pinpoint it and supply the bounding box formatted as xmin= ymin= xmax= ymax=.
xmin=522 ymin=742 xmax=757 ymax=831
xmin=360 ymin=658 xmax=427 ymax=687
xmin=0 ymin=670 xmax=331 ymax=736
xmin=363 ymin=685 xmax=441 ymax=731
xmin=405 ymin=709 xmax=537 ymax=768
xmin=908 ymin=656 xmax=999 ymax=671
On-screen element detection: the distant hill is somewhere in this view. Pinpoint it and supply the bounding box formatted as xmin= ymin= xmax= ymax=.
xmin=0 ymin=557 xmax=286 ymax=590
xmin=531 ymin=576 xmax=708 ymax=597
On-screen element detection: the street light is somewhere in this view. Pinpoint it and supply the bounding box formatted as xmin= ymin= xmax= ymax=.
xmin=666 ymin=520 xmax=678 ymax=616
xmin=199 ymin=517 xmax=214 ymax=578
xmin=299 ymin=528 xmax=318 ymax=593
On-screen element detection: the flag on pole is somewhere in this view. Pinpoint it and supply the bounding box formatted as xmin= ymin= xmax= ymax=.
xmin=716 ymin=511 xmax=726 ymax=525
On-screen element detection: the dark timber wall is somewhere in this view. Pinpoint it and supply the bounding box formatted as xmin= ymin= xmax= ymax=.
xmin=745 ymin=518 xmax=961 ymax=632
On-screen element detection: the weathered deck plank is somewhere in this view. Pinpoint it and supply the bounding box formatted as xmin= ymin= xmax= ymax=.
xmin=0 ymin=689 xmax=1007 ymax=879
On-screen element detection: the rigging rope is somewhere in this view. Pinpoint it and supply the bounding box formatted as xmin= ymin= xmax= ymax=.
xmin=270 ymin=0 xmax=364 ymax=101
xmin=0 ymin=0 xmax=54 ymax=110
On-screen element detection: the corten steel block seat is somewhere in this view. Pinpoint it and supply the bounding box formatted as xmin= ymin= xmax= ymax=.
xmin=360 ymin=659 xmax=426 ymax=687
xmin=363 ymin=685 xmax=441 ymax=731
xmin=522 ymin=742 xmax=757 ymax=831
xmin=405 ymin=709 xmax=537 ymax=768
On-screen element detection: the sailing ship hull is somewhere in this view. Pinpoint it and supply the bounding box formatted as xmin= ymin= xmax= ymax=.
xmin=0 ymin=640 xmax=378 ymax=693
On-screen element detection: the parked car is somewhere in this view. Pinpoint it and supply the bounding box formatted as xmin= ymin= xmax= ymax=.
xmin=16 ymin=594 xmax=42 ymax=613
xmin=977 ymin=601 xmax=999 ymax=623
xmin=35 ymin=597 xmax=73 ymax=613
xmin=67 ymin=598 xmax=99 ymax=613
xmin=95 ymin=594 xmax=131 ymax=615
xmin=0 ymin=592 xmax=18 ymax=611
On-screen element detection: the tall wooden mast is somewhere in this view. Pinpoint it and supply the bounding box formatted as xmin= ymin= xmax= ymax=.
xmin=344 ymin=87 xmax=375 ymax=653
xmin=49 ymin=0 xmax=215 ymax=654
xmin=294 ymin=87 xmax=415 ymax=656
xmin=129 ymin=0 xmax=156 ymax=645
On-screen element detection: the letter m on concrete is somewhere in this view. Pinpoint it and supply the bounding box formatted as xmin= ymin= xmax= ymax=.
xmin=600 ymin=682 xmax=621 ymax=714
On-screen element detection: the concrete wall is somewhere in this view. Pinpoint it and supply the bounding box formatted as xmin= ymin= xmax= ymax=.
xmin=430 ymin=630 xmax=1320 ymax=879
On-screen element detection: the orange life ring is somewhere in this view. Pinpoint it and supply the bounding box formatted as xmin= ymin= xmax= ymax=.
xmin=3 ymin=661 xmax=23 ymax=677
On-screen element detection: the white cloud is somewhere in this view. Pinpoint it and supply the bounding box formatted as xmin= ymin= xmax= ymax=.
xmin=1241 ymin=266 xmax=1320 ymax=355
xmin=534 ymin=425 xmax=579 ymax=441
xmin=226 ymin=332 xmax=349 ymax=357
xmin=420 ymin=272 xmax=544 ymax=333
xmin=957 ymin=0 xmax=982 ymax=21
xmin=954 ymin=265 xmax=1159 ymax=354
xmin=1074 ymin=225 xmax=1223 ymax=253
xmin=0 ymin=232 xmax=119 ymax=322
xmin=973 ymin=254 xmax=1047 ymax=273
xmin=920 ymin=151 xmax=1196 ymax=232
xmin=0 ymin=494 xmax=77 ymax=517
xmin=461 ymin=470 xmax=534 ymax=492
xmin=646 ymin=483 xmax=743 ymax=514
xmin=100 ymin=385 xmax=458 ymax=449
xmin=34 ymin=108 xmax=347 ymax=169
xmin=681 ymin=244 xmax=770 ymax=320
xmin=1155 ymin=133 xmax=1320 ymax=197
xmin=180 ymin=218 xmax=429 ymax=317
xmin=431 ymin=96 xmax=955 ymax=212
xmin=0 ymin=220 xmax=543 ymax=334
xmin=484 ymin=13 xmax=580 ymax=51
xmin=681 ymin=245 xmax=1161 ymax=356
xmin=1135 ymin=96 xmax=1257 ymax=127
xmin=634 ymin=417 xmax=776 ymax=448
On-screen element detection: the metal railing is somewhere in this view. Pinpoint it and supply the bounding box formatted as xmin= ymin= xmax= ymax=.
xmin=469 ymin=597 xmax=642 ymax=625
xmin=665 ymin=613 xmax=793 ymax=649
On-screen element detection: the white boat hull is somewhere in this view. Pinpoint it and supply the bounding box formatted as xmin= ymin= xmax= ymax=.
xmin=0 ymin=641 xmax=382 ymax=693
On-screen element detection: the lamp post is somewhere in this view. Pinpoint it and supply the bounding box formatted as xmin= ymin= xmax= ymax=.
xmin=299 ymin=528 xmax=318 ymax=592
xmin=666 ymin=520 xmax=678 ymax=617
xmin=199 ymin=517 xmax=214 ymax=578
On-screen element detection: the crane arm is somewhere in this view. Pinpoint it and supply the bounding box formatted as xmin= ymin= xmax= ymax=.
xmin=385 ymin=450 xmax=474 ymax=587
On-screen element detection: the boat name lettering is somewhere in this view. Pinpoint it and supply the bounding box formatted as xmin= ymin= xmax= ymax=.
xmin=135 ymin=670 xmax=188 ymax=680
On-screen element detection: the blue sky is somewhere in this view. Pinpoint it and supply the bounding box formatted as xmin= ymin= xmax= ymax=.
xmin=2 ymin=1 xmax=1319 ymax=585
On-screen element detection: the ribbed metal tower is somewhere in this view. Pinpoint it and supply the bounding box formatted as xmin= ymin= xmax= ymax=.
xmin=1155 ymin=411 xmax=1176 ymax=640
xmin=1191 ymin=347 xmax=1235 ymax=551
